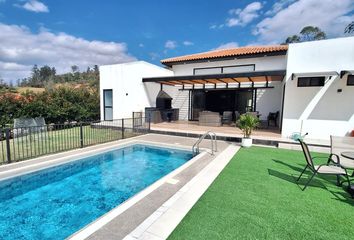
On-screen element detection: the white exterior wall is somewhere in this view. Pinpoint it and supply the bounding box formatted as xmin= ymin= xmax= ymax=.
xmin=172 ymin=55 xmax=286 ymax=75
xmin=99 ymin=61 xmax=174 ymax=120
xmin=282 ymin=37 xmax=354 ymax=140
xmin=256 ymin=82 xmax=283 ymax=120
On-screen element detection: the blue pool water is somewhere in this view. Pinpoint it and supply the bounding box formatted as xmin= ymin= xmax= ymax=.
xmin=0 ymin=144 xmax=193 ymax=239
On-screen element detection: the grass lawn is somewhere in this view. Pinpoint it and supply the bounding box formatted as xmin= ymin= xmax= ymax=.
xmin=168 ymin=146 xmax=354 ymax=240
xmin=0 ymin=126 xmax=140 ymax=163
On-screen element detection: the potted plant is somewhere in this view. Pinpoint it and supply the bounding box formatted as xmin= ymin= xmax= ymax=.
xmin=236 ymin=113 xmax=260 ymax=147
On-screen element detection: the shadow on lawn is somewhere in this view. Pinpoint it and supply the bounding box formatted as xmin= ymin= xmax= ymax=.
xmin=267 ymin=169 xmax=326 ymax=190
xmin=272 ymin=159 xmax=337 ymax=185
xmin=269 ymin=159 xmax=354 ymax=204
xmin=268 ymin=168 xmax=354 ymax=205
xmin=328 ymin=190 xmax=354 ymax=206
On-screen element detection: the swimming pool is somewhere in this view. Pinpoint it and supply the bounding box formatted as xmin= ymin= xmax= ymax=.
xmin=0 ymin=144 xmax=193 ymax=239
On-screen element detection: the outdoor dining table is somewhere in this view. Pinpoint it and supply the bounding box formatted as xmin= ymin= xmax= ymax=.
xmin=341 ymin=152 xmax=354 ymax=160
xmin=341 ymin=151 xmax=354 ymax=197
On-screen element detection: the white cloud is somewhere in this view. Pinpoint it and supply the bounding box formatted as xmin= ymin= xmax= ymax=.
xmin=254 ymin=0 xmax=354 ymax=43
xmin=226 ymin=2 xmax=262 ymax=27
xmin=183 ymin=41 xmax=194 ymax=46
xmin=214 ymin=42 xmax=239 ymax=50
xmin=149 ymin=52 xmax=159 ymax=61
xmin=165 ymin=40 xmax=177 ymax=49
xmin=265 ymin=0 xmax=295 ymax=16
xmin=0 ymin=22 xmax=136 ymax=82
xmin=138 ymin=43 xmax=144 ymax=47
xmin=18 ymin=0 xmax=49 ymax=13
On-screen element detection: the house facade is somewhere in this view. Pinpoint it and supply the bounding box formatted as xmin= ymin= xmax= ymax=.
xmin=100 ymin=36 xmax=354 ymax=140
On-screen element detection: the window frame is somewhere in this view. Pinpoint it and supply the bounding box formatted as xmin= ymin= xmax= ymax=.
xmin=193 ymin=64 xmax=255 ymax=75
xmin=347 ymin=75 xmax=354 ymax=86
xmin=297 ymin=76 xmax=326 ymax=87
xmin=103 ymin=89 xmax=113 ymax=121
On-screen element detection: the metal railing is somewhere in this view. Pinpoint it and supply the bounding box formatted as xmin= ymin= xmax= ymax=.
xmin=192 ymin=131 xmax=217 ymax=155
xmin=0 ymin=117 xmax=150 ymax=165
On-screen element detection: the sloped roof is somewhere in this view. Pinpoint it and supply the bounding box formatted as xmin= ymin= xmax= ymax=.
xmin=161 ymin=45 xmax=288 ymax=66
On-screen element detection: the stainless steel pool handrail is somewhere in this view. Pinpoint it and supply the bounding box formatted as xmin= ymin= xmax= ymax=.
xmin=192 ymin=131 xmax=217 ymax=155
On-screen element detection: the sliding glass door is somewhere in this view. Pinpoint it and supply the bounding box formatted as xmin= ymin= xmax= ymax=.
xmin=190 ymin=89 xmax=255 ymax=121
xmin=103 ymin=89 xmax=113 ymax=121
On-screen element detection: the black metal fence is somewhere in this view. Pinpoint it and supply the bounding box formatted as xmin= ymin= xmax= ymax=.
xmin=0 ymin=117 xmax=150 ymax=164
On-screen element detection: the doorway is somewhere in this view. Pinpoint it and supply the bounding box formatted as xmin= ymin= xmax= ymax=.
xmin=190 ymin=89 xmax=255 ymax=121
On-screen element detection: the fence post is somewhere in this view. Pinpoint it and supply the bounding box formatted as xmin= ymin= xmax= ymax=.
xmin=132 ymin=113 xmax=135 ymax=131
xmin=148 ymin=115 xmax=151 ymax=132
xmin=5 ymin=128 xmax=11 ymax=163
xmin=79 ymin=123 xmax=84 ymax=148
xmin=121 ymin=119 xmax=125 ymax=139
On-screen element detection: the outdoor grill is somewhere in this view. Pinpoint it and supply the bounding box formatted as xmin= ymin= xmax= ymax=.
xmin=145 ymin=90 xmax=179 ymax=123
xmin=156 ymin=90 xmax=172 ymax=109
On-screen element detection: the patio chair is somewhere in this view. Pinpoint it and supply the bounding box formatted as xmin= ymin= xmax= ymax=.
xmin=222 ymin=111 xmax=233 ymax=125
xmin=296 ymin=139 xmax=350 ymax=191
xmin=267 ymin=111 xmax=279 ymax=127
xmin=198 ymin=111 xmax=222 ymax=127
xmin=234 ymin=111 xmax=240 ymax=121
xmin=327 ymin=136 xmax=354 ymax=176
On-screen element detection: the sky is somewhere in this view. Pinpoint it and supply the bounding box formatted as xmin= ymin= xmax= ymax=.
xmin=0 ymin=0 xmax=353 ymax=83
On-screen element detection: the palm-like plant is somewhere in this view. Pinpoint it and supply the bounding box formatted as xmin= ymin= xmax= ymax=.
xmin=236 ymin=113 xmax=260 ymax=138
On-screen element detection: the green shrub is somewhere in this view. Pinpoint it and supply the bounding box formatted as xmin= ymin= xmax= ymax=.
xmin=236 ymin=113 xmax=260 ymax=138
xmin=0 ymin=86 xmax=99 ymax=126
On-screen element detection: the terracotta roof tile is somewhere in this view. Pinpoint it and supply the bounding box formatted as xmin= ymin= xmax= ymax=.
xmin=161 ymin=45 xmax=288 ymax=65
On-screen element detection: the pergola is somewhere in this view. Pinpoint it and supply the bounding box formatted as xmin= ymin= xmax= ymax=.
xmin=142 ymin=70 xmax=286 ymax=89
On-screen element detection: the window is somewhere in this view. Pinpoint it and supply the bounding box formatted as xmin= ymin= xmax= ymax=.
xmin=347 ymin=75 xmax=354 ymax=86
xmin=194 ymin=67 xmax=221 ymax=75
xmin=103 ymin=89 xmax=113 ymax=120
xmin=222 ymin=65 xmax=255 ymax=73
xmin=193 ymin=64 xmax=255 ymax=75
xmin=297 ymin=77 xmax=325 ymax=87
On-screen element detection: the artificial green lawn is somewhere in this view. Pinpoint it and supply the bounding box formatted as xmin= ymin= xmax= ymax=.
xmin=168 ymin=146 xmax=354 ymax=240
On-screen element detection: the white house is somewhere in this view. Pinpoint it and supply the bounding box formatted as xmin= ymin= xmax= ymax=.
xmin=100 ymin=36 xmax=354 ymax=140
xmin=99 ymin=61 xmax=173 ymax=120
xmin=282 ymin=37 xmax=354 ymax=139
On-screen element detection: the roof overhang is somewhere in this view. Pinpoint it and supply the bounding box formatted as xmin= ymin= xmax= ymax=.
xmin=291 ymin=71 xmax=339 ymax=80
xmin=142 ymin=70 xmax=286 ymax=88
xmin=340 ymin=70 xmax=354 ymax=78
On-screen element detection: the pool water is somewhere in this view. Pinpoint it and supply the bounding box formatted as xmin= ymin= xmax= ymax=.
xmin=0 ymin=144 xmax=193 ymax=239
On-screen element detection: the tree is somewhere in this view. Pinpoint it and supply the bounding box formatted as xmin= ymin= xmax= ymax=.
xmin=284 ymin=35 xmax=301 ymax=44
xmin=345 ymin=21 xmax=354 ymax=34
xmin=39 ymin=65 xmax=56 ymax=82
xmin=283 ymin=26 xmax=326 ymax=44
xmin=300 ymin=26 xmax=326 ymax=41
xmin=31 ymin=64 xmax=40 ymax=87
xmin=0 ymin=77 xmax=6 ymax=87
xmin=71 ymin=65 xmax=79 ymax=73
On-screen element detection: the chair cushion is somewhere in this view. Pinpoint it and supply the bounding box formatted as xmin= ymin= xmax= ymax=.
xmin=315 ymin=165 xmax=346 ymax=174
